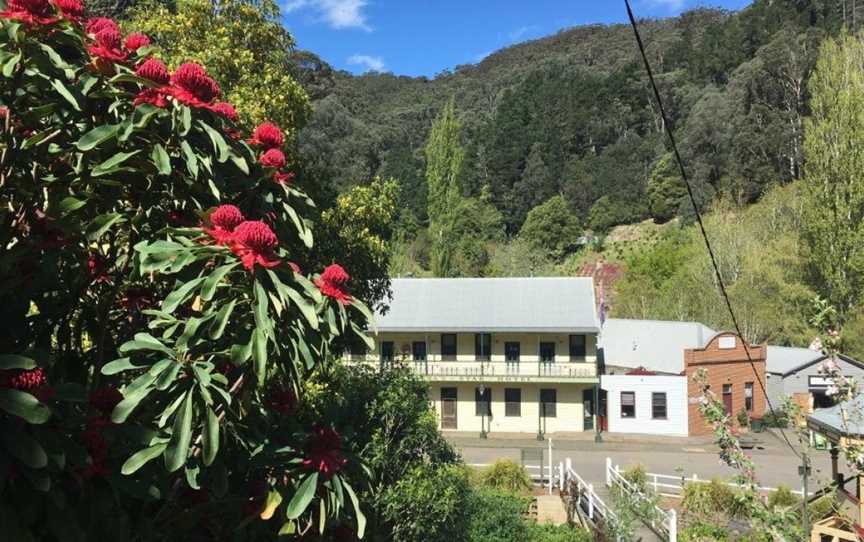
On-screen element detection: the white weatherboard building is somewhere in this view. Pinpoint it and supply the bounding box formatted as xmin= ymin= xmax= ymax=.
xmin=349 ymin=278 xmax=601 ymax=435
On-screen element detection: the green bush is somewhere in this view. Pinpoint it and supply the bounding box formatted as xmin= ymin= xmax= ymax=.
xmin=466 ymin=488 xmax=531 ymax=542
xmin=527 ymin=523 xmax=593 ymax=542
xmin=681 ymin=478 xmax=742 ymax=523
xmin=479 ymin=459 xmax=534 ymax=494
xmin=381 ymin=463 xmax=471 ymax=542
xmin=809 ymin=493 xmax=837 ymax=522
xmin=767 ymin=485 xmax=800 ymax=509
xmin=680 ymin=520 xmax=732 ymax=542
xmin=622 ymin=464 xmax=649 ymax=493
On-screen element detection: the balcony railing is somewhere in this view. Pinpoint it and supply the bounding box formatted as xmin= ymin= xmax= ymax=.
xmin=350 ymin=358 xmax=596 ymax=380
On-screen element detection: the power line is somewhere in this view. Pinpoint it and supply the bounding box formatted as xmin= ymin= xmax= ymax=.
xmin=623 ymin=0 xmax=802 ymax=460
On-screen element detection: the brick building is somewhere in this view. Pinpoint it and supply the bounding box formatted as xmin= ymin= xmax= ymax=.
xmin=684 ymin=332 xmax=766 ymax=436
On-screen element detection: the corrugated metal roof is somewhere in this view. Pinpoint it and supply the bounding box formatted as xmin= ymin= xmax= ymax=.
xmin=375 ymin=278 xmax=599 ymax=332
xmin=599 ymin=318 xmax=716 ymax=374
xmin=765 ymin=345 xmax=822 ymax=375
xmin=809 ymin=396 xmax=864 ymax=437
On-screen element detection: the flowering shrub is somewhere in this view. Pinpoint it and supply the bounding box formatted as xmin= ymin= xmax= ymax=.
xmin=0 ymin=4 xmax=372 ymax=539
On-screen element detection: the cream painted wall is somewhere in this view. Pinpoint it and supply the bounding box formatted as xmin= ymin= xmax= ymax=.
xmin=366 ymin=332 xmax=597 ymax=364
xmin=427 ymin=382 xmax=593 ymax=433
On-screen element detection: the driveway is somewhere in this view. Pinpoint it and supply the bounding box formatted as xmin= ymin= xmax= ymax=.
xmin=449 ymin=429 xmax=838 ymax=495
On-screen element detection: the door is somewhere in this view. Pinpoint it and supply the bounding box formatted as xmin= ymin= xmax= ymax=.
xmin=583 ymin=388 xmax=594 ymax=431
xmin=441 ymin=387 xmax=457 ymax=429
xmin=722 ymin=384 xmax=733 ymax=416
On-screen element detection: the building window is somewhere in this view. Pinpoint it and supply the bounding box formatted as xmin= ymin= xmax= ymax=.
xmin=346 ymin=343 xmax=366 ymax=359
xmin=621 ymin=391 xmax=635 ymax=418
xmin=744 ymin=382 xmax=753 ymax=411
xmin=381 ymin=341 xmax=394 ymax=362
xmin=652 ymin=392 xmax=667 ymax=419
xmin=722 ymin=384 xmax=733 ymax=416
xmin=475 ymin=387 xmax=491 ymax=416
xmin=475 ymin=333 xmax=492 ymax=361
xmin=540 ymin=388 xmax=557 ymax=417
xmin=569 ymin=334 xmax=587 ymax=360
xmin=441 ymin=333 xmax=457 ymax=361
xmin=505 ymin=388 xmax=521 ymax=417
xmin=539 ymin=342 xmax=555 ymax=362
xmin=412 ymin=341 xmax=427 ymax=361
xmin=505 ymin=342 xmax=520 ymax=362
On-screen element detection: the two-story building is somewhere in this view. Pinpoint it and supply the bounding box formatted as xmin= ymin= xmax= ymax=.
xmin=351 ymin=277 xmax=601 ymax=435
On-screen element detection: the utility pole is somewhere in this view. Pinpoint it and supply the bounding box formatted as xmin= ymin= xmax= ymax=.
xmin=800 ymin=451 xmax=811 ymax=535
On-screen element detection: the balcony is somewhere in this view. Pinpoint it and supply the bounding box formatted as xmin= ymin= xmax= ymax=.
xmin=346 ymin=356 xmax=597 ymax=382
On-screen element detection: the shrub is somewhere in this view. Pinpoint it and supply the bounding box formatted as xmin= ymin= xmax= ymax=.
xmin=680 ymin=520 xmax=732 ymax=542
xmin=479 ymin=459 xmax=533 ymax=494
xmin=622 ymin=464 xmax=649 ymax=493
xmin=767 ymin=485 xmax=800 ymax=509
xmin=681 ymin=478 xmax=742 ymax=524
xmin=809 ymin=493 xmax=837 ymax=521
xmin=0 ymin=5 xmax=371 ymax=539
xmin=527 ymin=523 xmax=594 ymax=542
xmin=466 ymin=488 xmax=531 ymax=542
xmin=381 ymin=463 xmax=471 ymax=542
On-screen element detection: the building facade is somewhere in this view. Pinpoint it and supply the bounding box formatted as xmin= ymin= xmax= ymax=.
xmin=348 ymin=278 xmax=601 ymax=435
xmin=766 ymin=349 xmax=864 ymax=411
xmin=601 ymin=372 xmax=688 ymax=436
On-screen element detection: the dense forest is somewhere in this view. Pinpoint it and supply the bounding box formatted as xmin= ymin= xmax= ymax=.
xmin=295 ymin=0 xmax=843 ymax=235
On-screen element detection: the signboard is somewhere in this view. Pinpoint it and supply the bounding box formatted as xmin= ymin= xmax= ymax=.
xmin=809 ymin=376 xmax=832 ymax=389
xmin=718 ymin=336 xmax=737 ymax=350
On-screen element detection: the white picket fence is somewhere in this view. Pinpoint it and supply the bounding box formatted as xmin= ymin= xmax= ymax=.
xmin=562 ymin=458 xmax=618 ymax=526
xmin=605 ymin=458 xmax=804 ymax=499
xmin=606 ymin=458 xmax=677 ymax=541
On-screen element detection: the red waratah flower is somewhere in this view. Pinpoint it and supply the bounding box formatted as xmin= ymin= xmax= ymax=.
xmin=315 ymin=264 xmax=352 ymax=305
xmin=0 ymin=367 xmax=54 ymax=402
xmin=89 ymin=386 xmax=122 ymax=415
xmin=124 ymin=32 xmax=150 ymax=52
xmin=89 ymin=27 xmax=128 ymax=62
xmin=80 ymin=418 xmax=109 ymax=478
xmin=210 ymin=101 xmax=238 ymax=122
xmin=169 ymin=62 xmax=220 ymax=108
xmin=133 ymin=88 xmax=168 ymax=108
xmin=0 ymin=0 xmax=58 ymax=25
xmin=249 ymin=122 xmax=284 ymax=149
xmin=259 ymin=148 xmax=286 ymax=169
xmin=52 ymin=0 xmax=83 ymax=20
xmin=87 ymin=253 xmax=111 ymax=283
xmin=266 ymin=385 xmax=296 ymax=414
xmin=230 ymin=220 xmax=281 ymax=271
xmin=204 ymin=204 xmax=244 ymax=245
xmin=273 ymin=171 xmax=295 ymax=185
xmin=85 ymin=17 xmax=118 ymax=36
xmin=135 ymin=58 xmax=170 ymax=84
xmin=302 ymin=425 xmax=347 ymax=479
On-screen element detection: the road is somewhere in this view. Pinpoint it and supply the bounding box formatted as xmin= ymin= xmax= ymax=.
xmin=449 ymin=430 xmax=839 ymax=495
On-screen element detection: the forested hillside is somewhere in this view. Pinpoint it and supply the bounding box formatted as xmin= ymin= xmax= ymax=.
xmin=296 ymin=0 xmax=840 ymax=235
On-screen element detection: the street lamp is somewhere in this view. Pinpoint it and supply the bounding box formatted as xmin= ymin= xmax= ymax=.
xmin=479 ymin=384 xmax=488 ymax=439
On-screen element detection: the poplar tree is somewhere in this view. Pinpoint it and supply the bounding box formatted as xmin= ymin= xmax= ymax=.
xmin=425 ymin=98 xmax=464 ymax=276
xmin=802 ymin=33 xmax=864 ymax=321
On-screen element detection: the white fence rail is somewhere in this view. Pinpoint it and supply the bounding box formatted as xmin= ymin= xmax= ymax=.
xmin=608 ymin=460 xmax=804 ymax=499
xmin=606 ymin=458 xmax=677 ymax=541
xmin=562 ymin=458 xmax=617 ymax=527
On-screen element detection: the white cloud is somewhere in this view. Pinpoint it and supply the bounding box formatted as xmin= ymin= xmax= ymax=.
xmin=283 ymin=0 xmax=371 ymax=31
xmin=643 ymin=0 xmax=686 ymax=10
xmin=347 ymin=54 xmax=385 ymax=73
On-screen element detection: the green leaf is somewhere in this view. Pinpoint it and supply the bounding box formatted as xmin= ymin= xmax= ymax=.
xmin=230 ymin=339 xmax=252 ymax=366
xmin=76 ymin=124 xmax=120 ymax=151
xmin=164 ymin=391 xmax=193 ymax=472
xmin=0 ymin=354 xmax=36 ymax=370
xmin=252 ymin=329 xmax=267 ymax=384
xmin=283 ymin=204 xmax=313 ymax=249
xmin=58 ymin=196 xmax=86 ymax=216
xmin=111 ymin=371 xmax=159 ymax=423
xmin=285 ymin=472 xmax=318 ymax=519
xmin=229 ymin=152 xmax=249 ymax=175
xmin=180 ymin=106 xmax=192 ymax=135
xmin=198 ymin=120 xmax=230 ymax=162
xmin=92 ymin=150 xmax=140 ymax=177
xmin=209 ymin=299 xmax=236 ymax=340
xmin=261 ymin=489 xmax=283 ymax=520
xmin=118 ymin=333 xmax=174 ymax=356
xmin=151 ymin=143 xmax=171 ymax=175
xmin=38 ymin=43 xmax=71 ymax=70
xmin=202 ymin=406 xmax=218 ymax=467
xmin=254 ymin=281 xmax=269 ymax=332
xmin=86 ymin=212 xmax=126 ymax=241
xmin=121 ymin=443 xmax=168 ymax=475
xmin=266 ymin=270 xmax=318 ymax=330
xmin=0 ymin=388 xmax=51 ymax=424
xmin=51 ymin=78 xmax=80 ymax=111
xmin=201 ymin=262 xmax=238 ymax=301
xmin=162 ymin=277 xmax=206 ymax=314
xmin=344 ymin=479 xmax=366 ymax=539
xmin=2 ymin=429 xmax=47 ymax=469
xmin=101 ymin=357 xmax=143 ymax=375
xmin=180 ymin=141 xmax=198 ymax=178
xmin=2 ymin=51 xmax=20 ymax=77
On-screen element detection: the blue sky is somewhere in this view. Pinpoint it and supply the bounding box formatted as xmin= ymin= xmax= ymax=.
xmin=282 ymin=0 xmax=753 ymax=77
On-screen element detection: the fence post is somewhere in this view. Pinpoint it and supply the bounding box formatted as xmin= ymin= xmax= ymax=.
xmin=668 ymin=508 xmax=677 ymax=542
xmin=566 ymin=457 xmax=572 ymax=477
xmin=605 ymin=457 xmax=612 ymax=487
xmin=559 ymin=462 xmax=565 ymax=491
xmin=653 ymin=473 xmax=658 ymax=494
xmin=588 ymin=483 xmax=595 ymax=520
